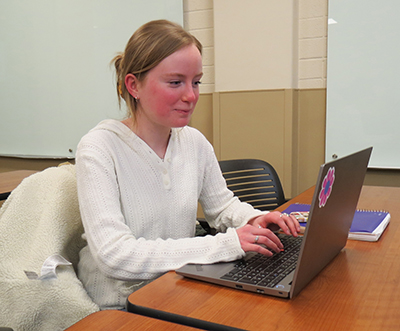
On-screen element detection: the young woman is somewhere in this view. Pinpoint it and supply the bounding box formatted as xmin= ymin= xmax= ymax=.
xmin=76 ymin=19 xmax=300 ymax=310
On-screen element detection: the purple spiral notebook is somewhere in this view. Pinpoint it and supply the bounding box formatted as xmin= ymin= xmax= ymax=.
xmin=282 ymin=203 xmax=390 ymax=241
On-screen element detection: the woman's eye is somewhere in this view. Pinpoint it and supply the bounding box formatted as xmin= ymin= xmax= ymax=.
xmin=193 ymin=81 xmax=202 ymax=87
xmin=169 ymin=81 xmax=181 ymax=86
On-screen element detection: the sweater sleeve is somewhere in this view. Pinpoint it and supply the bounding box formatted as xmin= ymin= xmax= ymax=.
xmin=76 ymin=134 xmax=245 ymax=281
xmin=198 ymin=142 xmax=268 ymax=232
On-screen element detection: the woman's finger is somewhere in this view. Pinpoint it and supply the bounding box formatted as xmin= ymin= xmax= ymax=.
xmin=277 ymin=213 xmax=300 ymax=236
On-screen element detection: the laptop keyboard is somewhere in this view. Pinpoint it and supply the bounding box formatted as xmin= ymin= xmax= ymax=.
xmin=220 ymin=234 xmax=303 ymax=288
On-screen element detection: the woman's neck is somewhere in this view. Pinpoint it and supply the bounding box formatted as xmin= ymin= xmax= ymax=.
xmin=122 ymin=117 xmax=171 ymax=160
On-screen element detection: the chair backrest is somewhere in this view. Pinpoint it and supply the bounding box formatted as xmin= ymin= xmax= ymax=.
xmin=219 ymin=159 xmax=286 ymax=211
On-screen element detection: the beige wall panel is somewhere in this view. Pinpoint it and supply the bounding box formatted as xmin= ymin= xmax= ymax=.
xmin=189 ymin=93 xmax=213 ymax=144
xmin=218 ymin=90 xmax=287 ymax=189
xmin=290 ymin=90 xmax=300 ymax=196
xmin=295 ymin=88 xmax=326 ymax=194
xmin=365 ymin=169 xmax=400 ymax=187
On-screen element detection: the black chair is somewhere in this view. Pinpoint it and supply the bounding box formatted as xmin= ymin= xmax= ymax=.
xmin=219 ymin=159 xmax=286 ymax=211
xmin=197 ymin=159 xmax=286 ymax=235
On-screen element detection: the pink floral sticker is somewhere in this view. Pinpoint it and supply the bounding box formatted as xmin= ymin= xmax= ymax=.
xmin=319 ymin=167 xmax=335 ymax=208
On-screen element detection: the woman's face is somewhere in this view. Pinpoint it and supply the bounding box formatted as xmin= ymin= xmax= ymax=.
xmin=130 ymin=44 xmax=203 ymax=132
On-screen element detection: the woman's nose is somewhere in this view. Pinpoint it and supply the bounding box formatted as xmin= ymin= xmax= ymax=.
xmin=182 ymin=85 xmax=197 ymax=103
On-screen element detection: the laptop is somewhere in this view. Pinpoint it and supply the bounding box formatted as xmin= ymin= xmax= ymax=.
xmin=176 ymin=147 xmax=372 ymax=298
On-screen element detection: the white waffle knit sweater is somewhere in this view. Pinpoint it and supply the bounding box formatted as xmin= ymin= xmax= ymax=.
xmin=76 ymin=120 xmax=265 ymax=309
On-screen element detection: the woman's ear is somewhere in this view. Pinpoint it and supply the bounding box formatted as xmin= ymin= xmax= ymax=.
xmin=125 ymin=73 xmax=139 ymax=99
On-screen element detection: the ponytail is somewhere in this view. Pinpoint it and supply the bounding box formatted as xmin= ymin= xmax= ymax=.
xmin=111 ymin=53 xmax=124 ymax=107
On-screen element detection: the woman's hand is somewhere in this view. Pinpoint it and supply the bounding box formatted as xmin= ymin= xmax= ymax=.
xmin=249 ymin=211 xmax=301 ymax=237
xmin=236 ymin=211 xmax=301 ymax=256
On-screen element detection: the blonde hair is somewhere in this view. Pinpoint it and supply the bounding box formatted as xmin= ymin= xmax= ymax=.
xmin=111 ymin=20 xmax=202 ymax=118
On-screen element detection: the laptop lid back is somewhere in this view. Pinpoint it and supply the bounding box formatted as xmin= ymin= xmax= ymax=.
xmin=290 ymin=147 xmax=372 ymax=297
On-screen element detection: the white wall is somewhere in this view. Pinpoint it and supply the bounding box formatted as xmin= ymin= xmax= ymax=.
xmin=298 ymin=0 xmax=328 ymax=89
xmin=183 ymin=0 xmax=215 ymax=93
xmin=183 ymin=0 xmax=328 ymax=92
xmin=213 ymin=0 xmax=296 ymax=91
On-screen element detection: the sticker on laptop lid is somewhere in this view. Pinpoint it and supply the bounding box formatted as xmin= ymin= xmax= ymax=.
xmin=319 ymin=167 xmax=335 ymax=208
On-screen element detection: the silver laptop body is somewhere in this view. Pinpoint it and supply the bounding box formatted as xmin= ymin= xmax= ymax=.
xmin=176 ymin=147 xmax=372 ymax=298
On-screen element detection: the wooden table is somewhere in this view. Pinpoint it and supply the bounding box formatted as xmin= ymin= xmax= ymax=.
xmin=127 ymin=186 xmax=400 ymax=331
xmin=65 ymin=310 xmax=200 ymax=330
xmin=0 ymin=170 xmax=37 ymax=200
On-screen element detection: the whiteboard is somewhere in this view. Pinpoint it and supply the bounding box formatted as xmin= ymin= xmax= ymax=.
xmin=326 ymin=0 xmax=400 ymax=169
xmin=0 ymin=0 xmax=182 ymax=158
